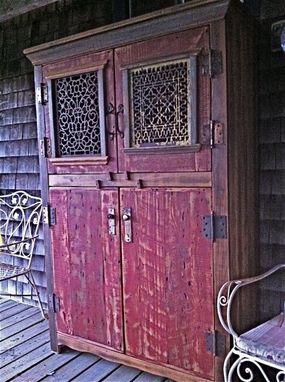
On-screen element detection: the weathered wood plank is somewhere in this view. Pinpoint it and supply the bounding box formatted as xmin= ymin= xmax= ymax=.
xmin=121 ymin=188 xmax=214 ymax=377
xmin=0 ymin=303 xmax=30 ymax=321
xmin=0 ymin=311 xmax=43 ymax=340
xmin=51 ymin=189 xmax=123 ymax=350
xmin=103 ymin=365 xmax=141 ymax=382
xmin=72 ymin=358 xmax=119 ymax=382
xmin=0 ymin=298 xmax=11 ymax=304
xmin=1 ymin=330 xmax=50 ymax=368
xmin=0 ymin=300 xmax=17 ymax=310
xmin=0 ymin=320 xmax=48 ymax=353
xmin=41 ymin=353 xmax=100 ymax=381
xmin=134 ymin=371 xmax=166 ymax=381
xmin=58 ymin=332 xmax=209 ymax=382
xmin=49 ymin=172 xmax=212 ymax=188
xmin=12 ymin=349 xmax=81 ymax=382
xmin=0 ymin=342 xmax=52 ymax=381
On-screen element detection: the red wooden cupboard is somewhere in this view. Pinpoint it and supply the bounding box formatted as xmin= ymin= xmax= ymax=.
xmin=25 ymin=1 xmax=258 ymax=381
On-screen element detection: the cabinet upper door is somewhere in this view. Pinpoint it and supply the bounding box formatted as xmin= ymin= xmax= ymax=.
xmin=42 ymin=49 xmax=117 ymax=175
xmin=115 ymin=27 xmax=211 ymax=174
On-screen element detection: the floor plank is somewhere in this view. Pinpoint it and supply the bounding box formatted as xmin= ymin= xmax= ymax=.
xmin=0 ymin=320 xmax=48 ymax=353
xmin=12 ymin=348 xmax=81 ymax=382
xmin=72 ymin=358 xmax=120 ymax=382
xmin=0 ymin=306 xmax=37 ymax=330
xmin=103 ymin=365 xmax=142 ymax=382
xmin=0 ymin=300 xmax=175 ymax=382
xmin=0 ymin=311 xmax=43 ymax=340
xmin=0 ymin=299 xmax=11 ymax=304
xmin=1 ymin=342 xmax=52 ymax=381
xmin=0 ymin=304 xmax=30 ymax=321
xmin=0 ymin=300 xmax=17 ymax=310
xmin=1 ymin=331 xmax=50 ymax=368
xmin=134 ymin=372 xmax=166 ymax=381
xmin=41 ymin=353 xmax=100 ymax=381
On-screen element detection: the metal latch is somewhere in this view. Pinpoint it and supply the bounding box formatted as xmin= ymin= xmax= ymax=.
xmin=202 ymin=213 xmax=227 ymax=241
xmin=107 ymin=208 xmax=116 ymax=236
xmin=48 ymin=293 xmax=60 ymax=313
xmin=122 ymin=208 xmax=132 ymax=243
xmin=205 ymin=330 xmax=226 ymax=356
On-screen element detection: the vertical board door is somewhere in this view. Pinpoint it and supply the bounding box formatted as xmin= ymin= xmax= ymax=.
xmin=120 ymin=188 xmax=214 ymax=379
xmin=50 ymin=188 xmax=124 ymax=351
xmin=115 ymin=27 xmax=211 ymax=173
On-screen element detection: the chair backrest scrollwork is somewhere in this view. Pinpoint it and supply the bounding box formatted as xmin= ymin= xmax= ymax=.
xmin=0 ymin=191 xmax=42 ymax=265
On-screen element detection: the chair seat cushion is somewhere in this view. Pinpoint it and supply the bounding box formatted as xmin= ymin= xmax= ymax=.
xmin=0 ymin=263 xmax=27 ymax=280
xmin=236 ymin=313 xmax=285 ymax=366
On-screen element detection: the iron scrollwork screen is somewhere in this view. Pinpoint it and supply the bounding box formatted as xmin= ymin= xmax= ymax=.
xmin=126 ymin=56 xmax=197 ymax=150
xmin=53 ymin=70 xmax=106 ymax=157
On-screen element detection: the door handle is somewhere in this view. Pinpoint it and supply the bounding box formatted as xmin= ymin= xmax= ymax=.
xmin=107 ymin=208 xmax=116 ymax=236
xmin=122 ymin=208 xmax=132 ymax=243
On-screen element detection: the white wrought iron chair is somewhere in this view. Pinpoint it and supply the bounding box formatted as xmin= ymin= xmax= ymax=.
xmin=0 ymin=191 xmax=45 ymax=318
xmin=217 ymin=264 xmax=285 ymax=382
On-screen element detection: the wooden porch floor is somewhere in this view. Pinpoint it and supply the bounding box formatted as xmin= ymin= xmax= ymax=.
xmin=0 ymin=299 xmax=173 ymax=382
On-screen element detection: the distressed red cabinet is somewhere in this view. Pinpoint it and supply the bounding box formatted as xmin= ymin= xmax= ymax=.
xmin=25 ymin=1 xmax=258 ymax=381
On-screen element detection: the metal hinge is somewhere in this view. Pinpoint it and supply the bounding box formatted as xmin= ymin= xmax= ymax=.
xmin=36 ymin=83 xmax=48 ymax=105
xmin=39 ymin=137 xmax=51 ymax=157
xmin=201 ymin=120 xmax=224 ymax=148
xmin=205 ymin=330 xmax=226 ymax=356
xmin=202 ymin=212 xmax=227 ymax=241
xmin=48 ymin=293 xmax=60 ymax=313
xmin=202 ymin=49 xmax=223 ymax=78
xmin=42 ymin=206 xmax=56 ymax=226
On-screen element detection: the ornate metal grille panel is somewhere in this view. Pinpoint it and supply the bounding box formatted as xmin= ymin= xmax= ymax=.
xmin=54 ymin=71 xmax=102 ymax=156
xmin=129 ymin=59 xmax=191 ymax=148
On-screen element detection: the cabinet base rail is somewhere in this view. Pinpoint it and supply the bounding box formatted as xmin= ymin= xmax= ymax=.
xmin=55 ymin=332 xmax=212 ymax=382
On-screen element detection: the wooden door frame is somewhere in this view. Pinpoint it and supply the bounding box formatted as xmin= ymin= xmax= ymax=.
xmin=34 ymin=65 xmax=58 ymax=351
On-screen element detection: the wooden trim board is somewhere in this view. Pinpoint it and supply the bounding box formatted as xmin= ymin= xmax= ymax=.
xmin=57 ymin=332 xmax=212 ymax=382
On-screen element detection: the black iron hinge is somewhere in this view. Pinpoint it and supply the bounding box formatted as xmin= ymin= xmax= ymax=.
xmin=39 ymin=137 xmax=51 ymax=157
xmin=205 ymin=330 xmax=226 ymax=356
xmin=42 ymin=205 xmax=56 ymax=226
xmin=201 ymin=120 xmax=224 ymax=148
xmin=202 ymin=212 xmax=227 ymax=241
xmin=48 ymin=293 xmax=60 ymax=313
xmin=36 ymin=83 xmax=48 ymax=105
xmin=202 ymin=49 xmax=223 ymax=78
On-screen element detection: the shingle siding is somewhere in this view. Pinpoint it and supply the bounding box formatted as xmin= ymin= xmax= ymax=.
xmin=259 ymin=3 xmax=285 ymax=319
xmin=0 ymin=0 xmax=113 ymax=307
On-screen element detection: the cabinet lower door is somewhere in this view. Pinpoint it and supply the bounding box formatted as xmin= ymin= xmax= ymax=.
xmin=121 ymin=188 xmax=214 ymax=379
xmin=50 ymin=188 xmax=124 ymax=351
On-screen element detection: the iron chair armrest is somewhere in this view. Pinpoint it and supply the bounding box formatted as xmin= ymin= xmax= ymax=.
xmin=217 ymin=264 xmax=285 ymax=338
xmin=0 ymin=235 xmax=39 ymax=251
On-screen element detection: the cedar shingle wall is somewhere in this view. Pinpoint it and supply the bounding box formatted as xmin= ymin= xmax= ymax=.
xmin=259 ymin=1 xmax=285 ymax=319
xmin=0 ymin=0 xmax=113 ymax=306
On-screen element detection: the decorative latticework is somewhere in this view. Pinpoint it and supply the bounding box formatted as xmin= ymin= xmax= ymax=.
xmin=130 ymin=59 xmax=191 ymax=148
xmin=54 ymin=71 xmax=101 ymax=156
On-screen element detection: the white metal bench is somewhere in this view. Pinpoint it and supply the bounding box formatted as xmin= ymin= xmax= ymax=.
xmin=217 ymin=264 xmax=285 ymax=382
xmin=0 ymin=191 xmax=44 ymax=318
